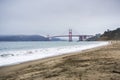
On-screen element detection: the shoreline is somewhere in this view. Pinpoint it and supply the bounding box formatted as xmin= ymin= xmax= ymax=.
xmin=0 ymin=41 xmax=108 ymax=67
xmin=1 ymin=41 xmax=120 ymax=80
xmin=0 ymin=42 xmax=109 ymax=68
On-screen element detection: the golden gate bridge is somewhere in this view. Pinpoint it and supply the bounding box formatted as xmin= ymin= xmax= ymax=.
xmin=48 ymin=29 xmax=93 ymax=41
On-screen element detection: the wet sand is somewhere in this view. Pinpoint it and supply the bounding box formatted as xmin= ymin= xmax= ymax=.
xmin=0 ymin=41 xmax=120 ymax=80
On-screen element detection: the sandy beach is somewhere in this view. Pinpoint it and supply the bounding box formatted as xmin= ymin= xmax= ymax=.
xmin=0 ymin=41 xmax=120 ymax=80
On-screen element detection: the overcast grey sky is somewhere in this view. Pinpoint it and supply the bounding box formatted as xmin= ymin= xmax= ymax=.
xmin=0 ymin=0 xmax=120 ymax=36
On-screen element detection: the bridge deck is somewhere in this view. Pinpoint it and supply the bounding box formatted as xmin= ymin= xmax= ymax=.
xmin=52 ymin=35 xmax=93 ymax=37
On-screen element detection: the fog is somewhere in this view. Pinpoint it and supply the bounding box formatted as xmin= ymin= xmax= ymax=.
xmin=0 ymin=0 xmax=120 ymax=36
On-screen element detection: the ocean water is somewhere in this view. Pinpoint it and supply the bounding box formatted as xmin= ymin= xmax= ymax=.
xmin=0 ymin=41 xmax=108 ymax=67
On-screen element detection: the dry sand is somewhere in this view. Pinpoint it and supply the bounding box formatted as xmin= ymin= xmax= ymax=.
xmin=0 ymin=41 xmax=120 ymax=80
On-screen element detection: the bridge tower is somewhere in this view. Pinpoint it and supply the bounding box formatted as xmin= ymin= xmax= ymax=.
xmin=47 ymin=35 xmax=50 ymax=41
xmin=79 ymin=36 xmax=82 ymax=41
xmin=79 ymin=35 xmax=87 ymax=41
xmin=83 ymin=35 xmax=87 ymax=40
xmin=69 ymin=29 xmax=72 ymax=42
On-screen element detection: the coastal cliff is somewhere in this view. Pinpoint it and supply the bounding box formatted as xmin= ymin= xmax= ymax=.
xmin=99 ymin=28 xmax=120 ymax=40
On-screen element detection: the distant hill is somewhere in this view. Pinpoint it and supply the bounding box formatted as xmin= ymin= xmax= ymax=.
xmin=86 ymin=34 xmax=101 ymax=41
xmin=99 ymin=28 xmax=120 ymax=40
xmin=0 ymin=35 xmax=49 ymax=41
xmin=0 ymin=35 xmax=63 ymax=41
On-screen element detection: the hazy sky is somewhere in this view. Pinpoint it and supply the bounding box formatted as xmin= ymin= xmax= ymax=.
xmin=0 ymin=0 xmax=120 ymax=36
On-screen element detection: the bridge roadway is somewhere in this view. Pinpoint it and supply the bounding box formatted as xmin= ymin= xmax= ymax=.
xmin=51 ymin=35 xmax=93 ymax=41
xmin=52 ymin=35 xmax=93 ymax=37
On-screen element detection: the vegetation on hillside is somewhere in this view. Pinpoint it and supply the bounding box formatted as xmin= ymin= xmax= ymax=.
xmin=99 ymin=28 xmax=120 ymax=40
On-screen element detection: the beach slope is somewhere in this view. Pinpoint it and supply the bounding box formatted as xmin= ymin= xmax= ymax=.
xmin=0 ymin=41 xmax=120 ymax=80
